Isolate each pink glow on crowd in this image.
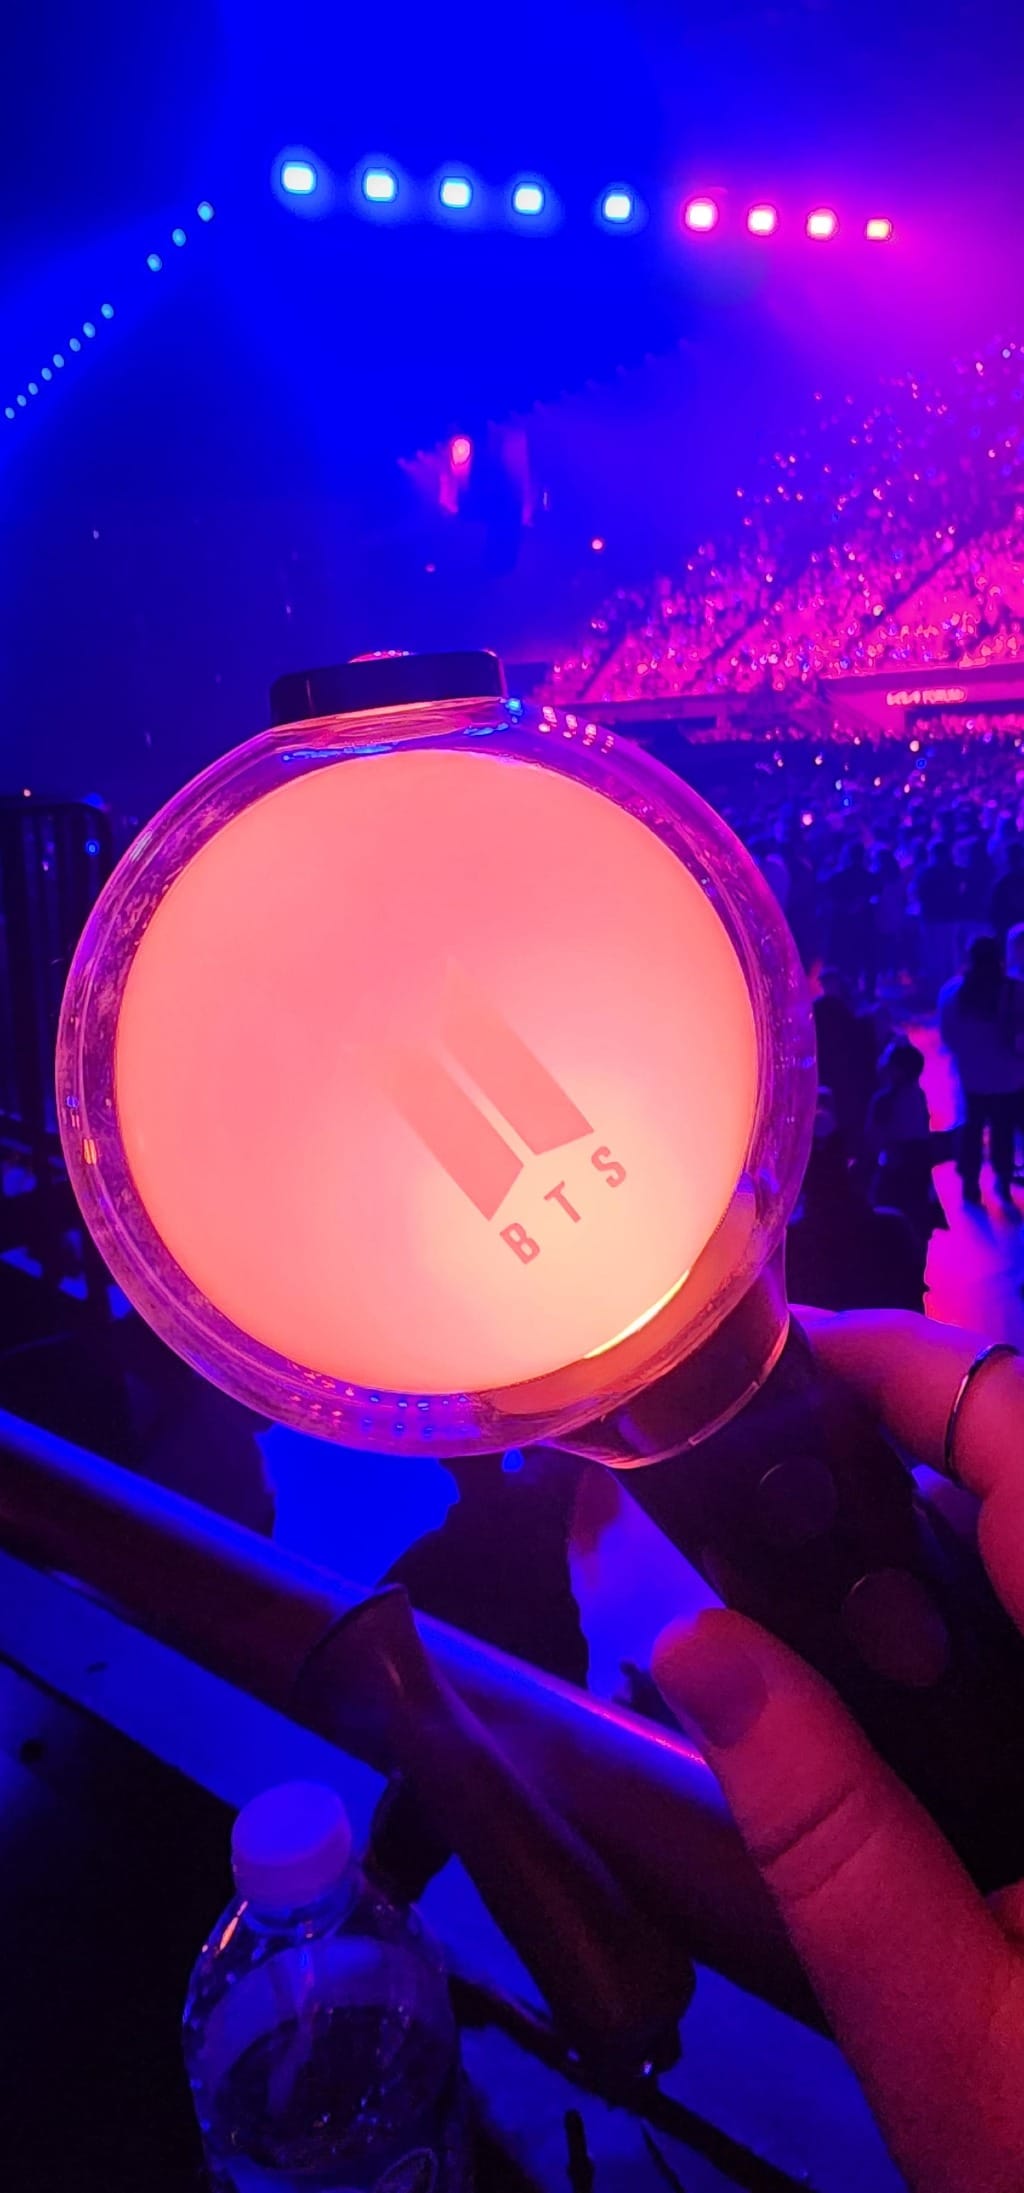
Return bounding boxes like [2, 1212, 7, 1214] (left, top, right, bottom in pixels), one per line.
[544, 339, 1024, 711]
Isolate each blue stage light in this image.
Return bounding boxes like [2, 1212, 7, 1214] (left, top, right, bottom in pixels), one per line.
[69, 337, 81, 351]
[83, 321, 96, 338]
[601, 188, 634, 223]
[171, 227, 187, 247]
[511, 181, 545, 216]
[41, 367, 52, 380]
[53, 352, 65, 368]
[16, 394, 26, 406]
[4, 407, 14, 420]
[147, 253, 163, 272]
[281, 160, 318, 196]
[196, 201, 215, 221]
[363, 167, 398, 205]
[440, 176, 473, 210]
[28, 382, 38, 396]
[100, 303, 114, 319]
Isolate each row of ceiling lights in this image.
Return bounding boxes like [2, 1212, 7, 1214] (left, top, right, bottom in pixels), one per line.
[277, 157, 893, 240]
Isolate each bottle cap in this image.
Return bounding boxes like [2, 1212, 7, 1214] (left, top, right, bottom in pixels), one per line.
[232, 1781, 353, 1911]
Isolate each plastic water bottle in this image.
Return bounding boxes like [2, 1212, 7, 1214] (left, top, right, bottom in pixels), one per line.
[184, 1781, 473, 2192]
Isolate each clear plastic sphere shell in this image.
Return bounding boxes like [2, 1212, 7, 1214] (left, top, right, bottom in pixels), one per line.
[57, 695, 816, 1462]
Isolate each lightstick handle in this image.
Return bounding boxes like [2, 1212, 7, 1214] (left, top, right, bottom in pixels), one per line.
[623, 1319, 1024, 1891]
[295, 1583, 693, 2064]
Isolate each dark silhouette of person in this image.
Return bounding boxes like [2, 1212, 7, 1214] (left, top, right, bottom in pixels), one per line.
[918, 841, 962, 996]
[824, 842, 874, 992]
[870, 844, 905, 987]
[813, 971, 876, 1156]
[864, 1039, 947, 1255]
[939, 933, 1024, 1206]
[786, 1092, 926, 1314]
[958, 832, 994, 929]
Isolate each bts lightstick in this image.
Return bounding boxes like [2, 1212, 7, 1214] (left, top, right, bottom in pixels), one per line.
[58, 650, 1024, 1886]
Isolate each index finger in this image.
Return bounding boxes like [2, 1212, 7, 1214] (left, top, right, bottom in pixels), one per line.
[801, 1309, 1024, 1631]
[652, 1609, 1024, 2193]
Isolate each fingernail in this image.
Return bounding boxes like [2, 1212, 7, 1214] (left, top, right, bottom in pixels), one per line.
[653, 1621, 770, 1749]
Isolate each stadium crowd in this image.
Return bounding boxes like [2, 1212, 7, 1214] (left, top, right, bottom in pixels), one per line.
[547, 338, 1024, 704]
[680, 725, 1024, 1314]
[537, 338, 1024, 1312]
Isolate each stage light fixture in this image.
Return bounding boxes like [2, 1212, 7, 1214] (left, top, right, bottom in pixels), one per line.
[41, 367, 52, 380]
[197, 202, 215, 221]
[747, 204, 778, 235]
[101, 303, 114, 319]
[362, 167, 398, 205]
[281, 160, 318, 196]
[683, 197, 718, 232]
[53, 353, 65, 368]
[28, 382, 38, 396]
[865, 216, 893, 240]
[83, 321, 96, 338]
[806, 208, 838, 238]
[449, 435, 473, 467]
[69, 337, 81, 352]
[601, 189, 634, 224]
[147, 253, 163, 272]
[4, 407, 13, 420]
[512, 181, 545, 216]
[171, 228, 187, 247]
[16, 394, 26, 406]
[439, 176, 473, 209]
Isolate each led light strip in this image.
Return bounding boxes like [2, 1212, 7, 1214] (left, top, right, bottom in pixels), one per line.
[275, 153, 895, 245]
[4, 201, 216, 426]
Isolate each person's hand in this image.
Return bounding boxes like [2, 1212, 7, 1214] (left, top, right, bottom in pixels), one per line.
[652, 1310, 1024, 2193]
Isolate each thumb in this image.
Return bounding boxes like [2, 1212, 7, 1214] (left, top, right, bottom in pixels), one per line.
[653, 1609, 1024, 2193]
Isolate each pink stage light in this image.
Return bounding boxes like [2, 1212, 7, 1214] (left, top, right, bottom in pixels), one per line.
[806, 208, 838, 239]
[449, 435, 473, 468]
[683, 197, 718, 232]
[865, 216, 893, 241]
[747, 204, 778, 236]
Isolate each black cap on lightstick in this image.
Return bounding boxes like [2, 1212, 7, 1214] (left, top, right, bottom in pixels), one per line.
[270, 650, 506, 726]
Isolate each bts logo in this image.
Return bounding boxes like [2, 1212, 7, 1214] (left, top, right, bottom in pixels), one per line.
[360, 963, 626, 1261]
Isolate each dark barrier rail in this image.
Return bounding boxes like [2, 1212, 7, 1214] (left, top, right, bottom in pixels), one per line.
[0, 1403, 814, 2030]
